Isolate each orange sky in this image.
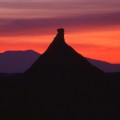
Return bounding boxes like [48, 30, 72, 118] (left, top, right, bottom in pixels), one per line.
[0, 0, 120, 63]
[0, 26, 120, 63]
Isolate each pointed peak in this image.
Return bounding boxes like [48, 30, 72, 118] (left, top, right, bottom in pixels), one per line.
[55, 28, 65, 43]
[57, 28, 64, 34]
[44, 28, 66, 54]
[52, 28, 66, 44]
[56, 28, 65, 42]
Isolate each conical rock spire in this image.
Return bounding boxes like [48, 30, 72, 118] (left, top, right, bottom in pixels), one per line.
[44, 28, 66, 54]
[54, 28, 65, 43]
[25, 28, 103, 75]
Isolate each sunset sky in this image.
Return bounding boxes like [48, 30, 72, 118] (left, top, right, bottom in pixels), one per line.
[0, 0, 120, 63]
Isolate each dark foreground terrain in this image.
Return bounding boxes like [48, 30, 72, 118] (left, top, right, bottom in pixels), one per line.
[0, 28, 120, 120]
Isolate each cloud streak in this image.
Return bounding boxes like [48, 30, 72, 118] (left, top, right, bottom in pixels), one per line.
[0, 0, 120, 9]
[0, 12, 120, 36]
[0, 0, 120, 19]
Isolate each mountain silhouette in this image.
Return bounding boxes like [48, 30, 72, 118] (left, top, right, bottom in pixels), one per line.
[0, 50, 39, 73]
[0, 28, 120, 120]
[87, 58, 120, 72]
[25, 28, 103, 76]
[21, 28, 106, 120]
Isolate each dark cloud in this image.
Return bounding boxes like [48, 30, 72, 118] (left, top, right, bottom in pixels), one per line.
[0, 12, 120, 36]
[0, 1, 102, 10]
[0, 2, 83, 9]
[0, 1, 120, 10]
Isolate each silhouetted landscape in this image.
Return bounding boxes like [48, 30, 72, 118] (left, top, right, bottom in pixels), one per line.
[0, 28, 120, 120]
[0, 50, 120, 73]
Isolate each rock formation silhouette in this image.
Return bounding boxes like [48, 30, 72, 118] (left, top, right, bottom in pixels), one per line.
[25, 28, 103, 76]
[23, 28, 105, 120]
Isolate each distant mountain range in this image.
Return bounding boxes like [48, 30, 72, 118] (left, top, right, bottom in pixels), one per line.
[0, 50, 39, 73]
[87, 57, 120, 73]
[0, 50, 120, 73]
